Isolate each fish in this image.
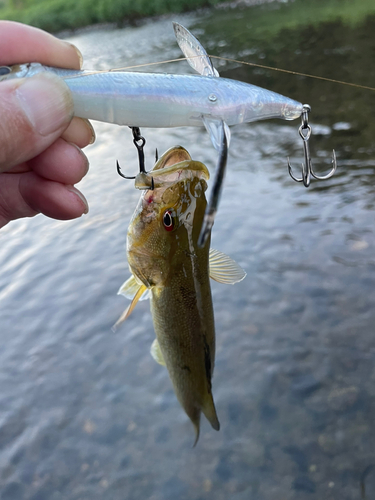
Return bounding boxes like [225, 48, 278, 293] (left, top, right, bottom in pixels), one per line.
[0, 23, 303, 154]
[114, 146, 246, 445]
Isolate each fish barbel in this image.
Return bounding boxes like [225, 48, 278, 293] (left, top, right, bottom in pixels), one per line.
[115, 146, 246, 444]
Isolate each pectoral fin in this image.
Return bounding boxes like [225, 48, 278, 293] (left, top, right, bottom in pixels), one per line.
[209, 248, 247, 284]
[150, 338, 166, 366]
[117, 274, 150, 300]
[112, 278, 148, 331]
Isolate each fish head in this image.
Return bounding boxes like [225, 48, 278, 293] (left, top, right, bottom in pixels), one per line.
[127, 146, 210, 287]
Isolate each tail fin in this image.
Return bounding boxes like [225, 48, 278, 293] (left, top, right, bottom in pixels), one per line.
[186, 394, 220, 446]
[192, 419, 200, 448]
[186, 408, 201, 447]
[202, 392, 220, 431]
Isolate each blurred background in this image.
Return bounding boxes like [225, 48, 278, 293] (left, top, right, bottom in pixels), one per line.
[1, 0, 375, 499]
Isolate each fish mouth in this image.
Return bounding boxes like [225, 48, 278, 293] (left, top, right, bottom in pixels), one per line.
[150, 146, 210, 184]
[153, 145, 192, 170]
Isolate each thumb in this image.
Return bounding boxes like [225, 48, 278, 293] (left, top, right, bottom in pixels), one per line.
[0, 72, 74, 172]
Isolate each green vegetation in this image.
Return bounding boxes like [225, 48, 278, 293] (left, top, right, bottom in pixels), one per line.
[0, 0, 222, 32]
[1, 0, 374, 35]
[199, 0, 375, 44]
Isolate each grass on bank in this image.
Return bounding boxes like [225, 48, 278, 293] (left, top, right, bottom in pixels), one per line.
[1, 0, 375, 35]
[0, 0, 222, 33]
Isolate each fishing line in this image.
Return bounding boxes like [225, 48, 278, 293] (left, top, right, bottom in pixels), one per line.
[63, 57, 186, 79]
[67, 55, 375, 92]
[110, 55, 375, 92]
[209, 55, 375, 92]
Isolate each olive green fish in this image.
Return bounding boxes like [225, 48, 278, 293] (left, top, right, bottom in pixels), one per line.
[115, 146, 246, 445]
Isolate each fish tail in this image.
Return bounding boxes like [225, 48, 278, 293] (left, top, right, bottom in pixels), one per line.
[189, 394, 219, 446]
[202, 392, 220, 432]
[187, 407, 201, 447]
[192, 419, 200, 448]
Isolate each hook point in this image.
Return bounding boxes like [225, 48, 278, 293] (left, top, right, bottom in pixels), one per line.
[117, 159, 136, 180]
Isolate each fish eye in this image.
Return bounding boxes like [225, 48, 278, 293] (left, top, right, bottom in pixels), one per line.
[0, 66, 11, 76]
[162, 210, 175, 232]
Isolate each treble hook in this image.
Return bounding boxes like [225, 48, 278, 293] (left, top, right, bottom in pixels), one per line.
[116, 127, 154, 190]
[288, 104, 337, 187]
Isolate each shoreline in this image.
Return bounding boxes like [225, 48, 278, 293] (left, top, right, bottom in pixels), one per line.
[0, 0, 283, 35]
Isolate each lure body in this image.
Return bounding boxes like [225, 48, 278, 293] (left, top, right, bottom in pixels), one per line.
[1, 63, 303, 128]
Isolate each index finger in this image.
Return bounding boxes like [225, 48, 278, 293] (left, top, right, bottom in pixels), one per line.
[0, 21, 82, 69]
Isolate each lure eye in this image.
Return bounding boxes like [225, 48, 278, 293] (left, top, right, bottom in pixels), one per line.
[162, 210, 175, 231]
[0, 66, 11, 76]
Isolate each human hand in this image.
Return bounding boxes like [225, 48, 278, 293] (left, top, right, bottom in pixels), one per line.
[0, 21, 95, 229]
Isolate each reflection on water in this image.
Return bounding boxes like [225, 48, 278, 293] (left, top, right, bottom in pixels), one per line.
[1, 2, 375, 499]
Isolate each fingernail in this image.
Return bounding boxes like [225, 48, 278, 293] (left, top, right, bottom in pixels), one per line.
[67, 43, 83, 69]
[83, 118, 96, 144]
[15, 73, 73, 137]
[67, 186, 89, 214]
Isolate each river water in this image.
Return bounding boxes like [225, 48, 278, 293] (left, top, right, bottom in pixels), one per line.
[1, 2, 375, 499]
